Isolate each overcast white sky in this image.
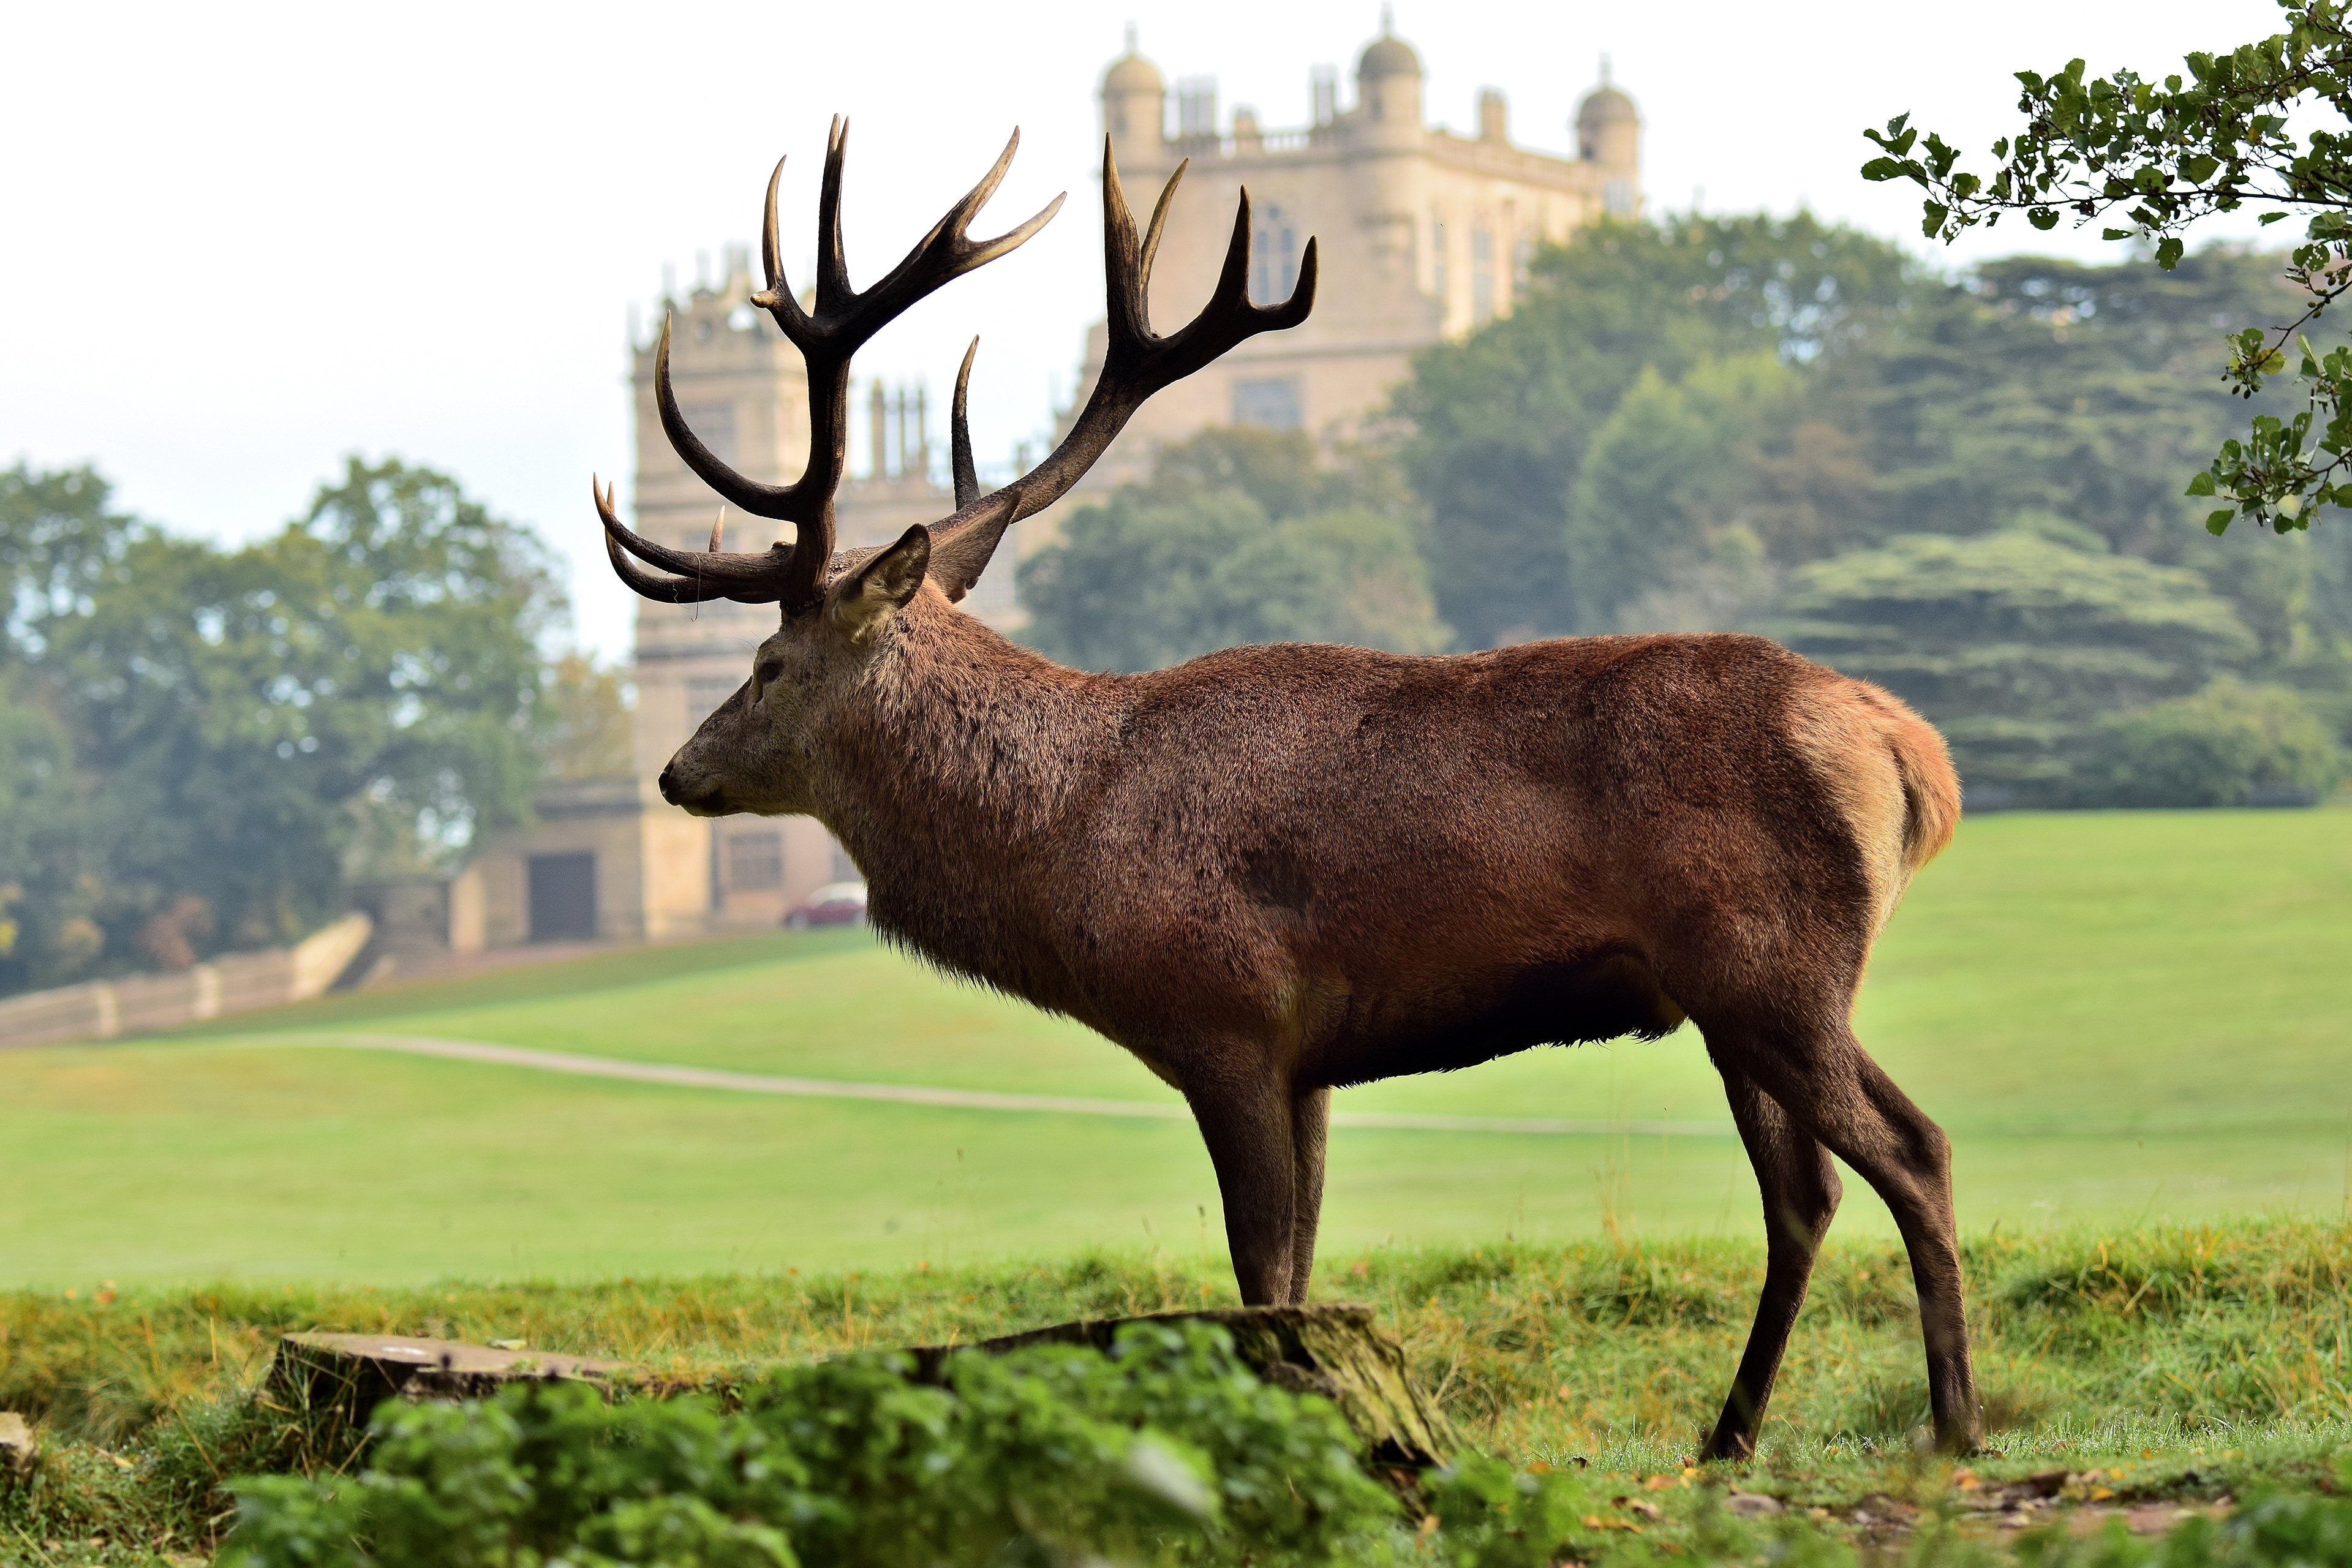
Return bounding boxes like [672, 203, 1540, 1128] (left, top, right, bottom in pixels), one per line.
[1, 0, 2280, 660]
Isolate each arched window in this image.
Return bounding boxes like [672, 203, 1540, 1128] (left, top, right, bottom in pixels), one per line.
[1251, 206, 1297, 303]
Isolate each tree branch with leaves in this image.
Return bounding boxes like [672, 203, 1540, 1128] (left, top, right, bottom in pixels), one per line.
[1861, 0, 2352, 533]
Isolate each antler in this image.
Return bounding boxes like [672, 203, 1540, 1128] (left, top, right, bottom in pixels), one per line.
[600, 119, 1063, 610]
[601, 128, 1316, 611]
[928, 141, 1316, 601]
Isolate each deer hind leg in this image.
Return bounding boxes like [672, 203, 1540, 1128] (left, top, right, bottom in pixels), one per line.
[1727, 1019, 1983, 1455]
[1698, 1064, 1842, 1463]
[1287, 1084, 1331, 1305]
[1186, 1073, 1298, 1306]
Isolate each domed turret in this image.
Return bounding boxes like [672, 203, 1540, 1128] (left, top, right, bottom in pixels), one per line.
[1575, 63, 1639, 175]
[1355, 13, 1423, 127]
[1357, 33, 1420, 81]
[1101, 29, 1167, 162]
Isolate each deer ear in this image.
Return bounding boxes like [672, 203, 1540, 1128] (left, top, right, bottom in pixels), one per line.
[828, 524, 931, 641]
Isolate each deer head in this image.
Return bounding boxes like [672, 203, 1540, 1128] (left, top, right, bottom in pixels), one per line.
[597, 119, 1315, 817]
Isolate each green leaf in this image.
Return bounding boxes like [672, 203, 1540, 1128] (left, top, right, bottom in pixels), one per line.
[2207, 510, 2236, 535]
[2185, 472, 2218, 496]
[2102, 228, 2135, 241]
[1861, 157, 1910, 183]
[2029, 206, 2060, 230]
[2180, 154, 2221, 184]
[1923, 201, 1950, 238]
[2155, 236, 2185, 270]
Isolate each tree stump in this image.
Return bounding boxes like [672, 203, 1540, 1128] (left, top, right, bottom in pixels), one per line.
[267, 1304, 1455, 1473]
[269, 1333, 644, 1463]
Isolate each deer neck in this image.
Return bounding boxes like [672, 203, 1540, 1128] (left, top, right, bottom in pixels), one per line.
[806, 596, 1119, 990]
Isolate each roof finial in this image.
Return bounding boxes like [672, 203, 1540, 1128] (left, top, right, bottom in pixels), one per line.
[1381, 4, 1394, 36]
[1125, 20, 1137, 53]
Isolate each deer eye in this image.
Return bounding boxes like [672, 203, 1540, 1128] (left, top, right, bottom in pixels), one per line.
[748, 658, 781, 706]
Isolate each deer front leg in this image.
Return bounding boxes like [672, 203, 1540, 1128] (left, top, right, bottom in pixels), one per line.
[1288, 1084, 1331, 1305]
[1187, 1076, 1297, 1306]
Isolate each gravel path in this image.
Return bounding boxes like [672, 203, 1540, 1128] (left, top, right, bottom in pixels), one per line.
[264, 1031, 1735, 1138]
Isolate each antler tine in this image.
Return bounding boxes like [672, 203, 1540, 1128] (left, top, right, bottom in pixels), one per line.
[815, 117, 853, 314]
[950, 337, 980, 509]
[1138, 157, 1185, 290]
[593, 477, 787, 600]
[759, 158, 784, 291]
[750, 158, 814, 336]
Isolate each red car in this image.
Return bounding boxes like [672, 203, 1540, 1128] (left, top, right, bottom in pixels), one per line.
[782, 881, 867, 930]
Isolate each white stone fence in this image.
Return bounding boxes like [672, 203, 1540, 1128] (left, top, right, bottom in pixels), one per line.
[0, 913, 373, 1050]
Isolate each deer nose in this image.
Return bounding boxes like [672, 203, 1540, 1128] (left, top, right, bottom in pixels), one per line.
[657, 763, 681, 805]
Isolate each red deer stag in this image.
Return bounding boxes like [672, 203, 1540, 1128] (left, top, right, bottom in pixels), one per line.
[594, 121, 1981, 1460]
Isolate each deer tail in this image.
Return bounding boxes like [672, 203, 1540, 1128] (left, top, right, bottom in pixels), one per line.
[1882, 701, 1960, 874]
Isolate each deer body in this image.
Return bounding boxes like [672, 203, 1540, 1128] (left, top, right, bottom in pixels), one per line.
[600, 124, 1984, 1460]
[775, 605, 1921, 1085]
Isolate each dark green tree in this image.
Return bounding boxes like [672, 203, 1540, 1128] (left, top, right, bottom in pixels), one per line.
[1770, 524, 2258, 802]
[2078, 677, 2343, 805]
[1861, 0, 2352, 535]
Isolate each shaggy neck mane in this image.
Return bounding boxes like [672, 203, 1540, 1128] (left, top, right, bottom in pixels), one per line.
[809, 594, 1121, 1006]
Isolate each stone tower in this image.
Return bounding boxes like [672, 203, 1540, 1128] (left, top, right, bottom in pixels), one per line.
[1070, 23, 1642, 482]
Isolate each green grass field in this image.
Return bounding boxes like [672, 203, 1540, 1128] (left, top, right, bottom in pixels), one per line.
[7, 1224, 2351, 1565]
[4, 810, 2350, 1290]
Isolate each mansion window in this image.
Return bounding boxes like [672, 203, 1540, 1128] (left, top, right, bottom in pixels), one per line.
[678, 403, 739, 466]
[1471, 226, 1496, 323]
[1232, 376, 1303, 430]
[726, 829, 783, 891]
[1251, 206, 1298, 303]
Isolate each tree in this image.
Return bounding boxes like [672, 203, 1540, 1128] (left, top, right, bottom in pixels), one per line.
[1770, 524, 2258, 803]
[1017, 430, 1449, 671]
[2078, 677, 2343, 806]
[540, 653, 637, 782]
[0, 457, 562, 987]
[1823, 249, 2305, 559]
[0, 674, 100, 993]
[1861, 0, 2352, 535]
[1393, 214, 1924, 646]
[1563, 354, 1802, 633]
